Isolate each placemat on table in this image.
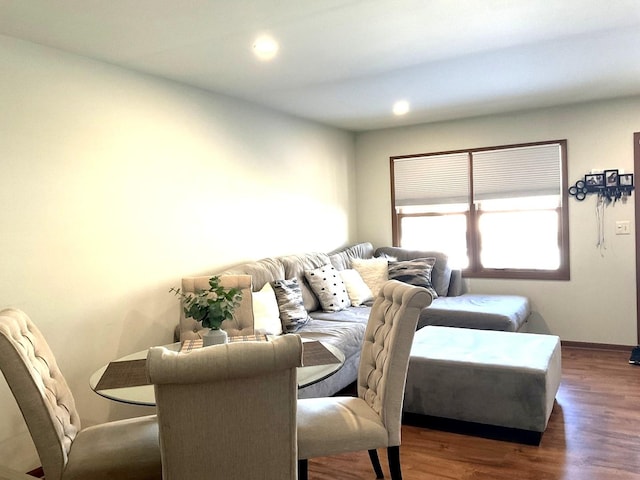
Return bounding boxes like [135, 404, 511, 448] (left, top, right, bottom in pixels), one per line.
[302, 341, 341, 366]
[180, 334, 268, 353]
[180, 338, 204, 352]
[94, 359, 150, 390]
[229, 333, 268, 343]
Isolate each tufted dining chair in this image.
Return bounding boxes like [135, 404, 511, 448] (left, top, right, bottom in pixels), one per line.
[178, 274, 254, 341]
[297, 280, 433, 480]
[0, 466, 36, 480]
[0, 308, 161, 480]
[147, 333, 303, 480]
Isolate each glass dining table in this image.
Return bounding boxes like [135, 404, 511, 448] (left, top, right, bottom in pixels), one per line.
[89, 338, 345, 406]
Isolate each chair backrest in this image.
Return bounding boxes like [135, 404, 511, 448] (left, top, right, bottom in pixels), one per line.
[180, 274, 254, 339]
[357, 280, 433, 446]
[0, 308, 81, 480]
[147, 334, 303, 480]
[0, 466, 39, 480]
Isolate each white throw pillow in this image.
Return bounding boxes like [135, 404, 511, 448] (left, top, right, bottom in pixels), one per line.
[339, 269, 373, 307]
[351, 257, 389, 297]
[251, 283, 283, 335]
[305, 264, 351, 312]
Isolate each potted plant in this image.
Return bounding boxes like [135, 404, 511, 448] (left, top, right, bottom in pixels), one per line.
[170, 276, 243, 346]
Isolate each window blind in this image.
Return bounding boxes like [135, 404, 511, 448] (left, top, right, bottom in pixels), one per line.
[472, 143, 562, 201]
[393, 152, 469, 206]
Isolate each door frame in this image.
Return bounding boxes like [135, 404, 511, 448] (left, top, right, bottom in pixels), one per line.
[634, 132, 640, 343]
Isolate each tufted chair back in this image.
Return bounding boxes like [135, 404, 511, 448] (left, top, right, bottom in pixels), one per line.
[357, 280, 433, 446]
[0, 308, 80, 480]
[179, 274, 254, 340]
[148, 334, 303, 480]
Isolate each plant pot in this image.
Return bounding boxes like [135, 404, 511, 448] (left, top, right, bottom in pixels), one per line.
[203, 328, 228, 346]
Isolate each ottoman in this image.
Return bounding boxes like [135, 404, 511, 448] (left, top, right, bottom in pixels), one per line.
[404, 326, 561, 434]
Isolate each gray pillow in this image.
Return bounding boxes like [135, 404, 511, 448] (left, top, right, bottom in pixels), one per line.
[304, 264, 351, 312]
[388, 258, 438, 299]
[375, 247, 451, 297]
[270, 278, 310, 333]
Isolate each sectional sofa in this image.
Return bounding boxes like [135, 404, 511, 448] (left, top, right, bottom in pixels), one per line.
[177, 242, 531, 399]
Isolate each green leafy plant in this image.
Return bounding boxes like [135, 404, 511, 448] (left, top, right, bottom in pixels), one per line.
[170, 276, 243, 330]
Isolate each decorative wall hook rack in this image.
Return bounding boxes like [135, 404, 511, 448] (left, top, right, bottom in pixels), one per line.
[569, 169, 634, 202]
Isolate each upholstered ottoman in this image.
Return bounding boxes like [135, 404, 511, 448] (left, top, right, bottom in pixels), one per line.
[404, 326, 561, 435]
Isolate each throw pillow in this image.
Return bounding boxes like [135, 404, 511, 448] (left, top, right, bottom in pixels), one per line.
[270, 278, 310, 333]
[351, 257, 389, 297]
[339, 269, 373, 307]
[251, 283, 283, 335]
[304, 264, 351, 312]
[387, 257, 438, 299]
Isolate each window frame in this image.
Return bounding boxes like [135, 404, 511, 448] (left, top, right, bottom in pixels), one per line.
[390, 140, 570, 281]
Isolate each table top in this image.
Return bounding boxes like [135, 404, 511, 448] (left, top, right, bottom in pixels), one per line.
[89, 339, 345, 406]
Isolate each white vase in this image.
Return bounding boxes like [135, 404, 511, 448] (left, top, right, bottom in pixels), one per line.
[203, 328, 228, 346]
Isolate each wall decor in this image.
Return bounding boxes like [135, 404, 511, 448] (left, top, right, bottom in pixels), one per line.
[569, 170, 634, 202]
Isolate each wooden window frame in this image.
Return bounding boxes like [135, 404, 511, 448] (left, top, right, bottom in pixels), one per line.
[391, 140, 570, 281]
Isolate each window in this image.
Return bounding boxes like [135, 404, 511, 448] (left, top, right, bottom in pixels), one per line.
[391, 140, 569, 280]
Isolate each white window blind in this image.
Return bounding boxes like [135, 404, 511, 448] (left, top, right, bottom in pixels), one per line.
[473, 143, 562, 202]
[393, 152, 469, 206]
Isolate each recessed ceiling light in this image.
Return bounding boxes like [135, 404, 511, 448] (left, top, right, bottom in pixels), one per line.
[253, 35, 279, 61]
[393, 100, 410, 116]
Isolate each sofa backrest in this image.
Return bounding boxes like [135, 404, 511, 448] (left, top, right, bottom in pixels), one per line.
[327, 242, 375, 270]
[219, 257, 285, 290]
[277, 252, 332, 312]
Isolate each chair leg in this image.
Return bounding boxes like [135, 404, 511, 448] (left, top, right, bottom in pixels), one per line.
[298, 459, 308, 480]
[368, 449, 385, 479]
[388, 446, 402, 480]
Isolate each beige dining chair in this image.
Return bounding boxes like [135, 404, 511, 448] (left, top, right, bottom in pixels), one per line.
[297, 280, 433, 480]
[147, 334, 303, 480]
[0, 308, 161, 480]
[0, 466, 37, 480]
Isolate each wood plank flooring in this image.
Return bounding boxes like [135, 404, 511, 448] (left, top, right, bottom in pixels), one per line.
[309, 346, 640, 480]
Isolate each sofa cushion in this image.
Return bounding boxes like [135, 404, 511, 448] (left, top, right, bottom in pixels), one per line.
[297, 317, 367, 399]
[278, 253, 332, 312]
[309, 306, 372, 325]
[388, 258, 438, 299]
[375, 247, 451, 297]
[351, 257, 389, 297]
[419, 294, 530, 332]
[305, 265, 351, 312]
[271, 278, 311, 333]
[339, 269, 373, 307]
[297, 318, 367, 362]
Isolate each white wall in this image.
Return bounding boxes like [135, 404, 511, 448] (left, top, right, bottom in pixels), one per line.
[0, 35, 356, 470]
[355, 97, 639, 345]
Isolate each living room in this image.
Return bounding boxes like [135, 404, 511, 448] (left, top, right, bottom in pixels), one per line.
[1, 2, 639, 476]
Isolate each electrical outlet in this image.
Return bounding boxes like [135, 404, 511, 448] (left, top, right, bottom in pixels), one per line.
[615, 221, 631, 235]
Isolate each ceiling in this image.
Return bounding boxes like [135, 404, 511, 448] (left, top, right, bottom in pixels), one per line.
[1, 0, 640, 131]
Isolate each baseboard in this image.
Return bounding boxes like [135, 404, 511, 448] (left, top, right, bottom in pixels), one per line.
[560, 340, 635, 351]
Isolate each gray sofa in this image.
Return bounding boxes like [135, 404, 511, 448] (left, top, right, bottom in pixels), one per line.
[177, 242, 531, 399]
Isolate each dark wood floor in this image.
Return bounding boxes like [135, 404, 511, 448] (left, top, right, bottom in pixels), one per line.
[309, 346, 640, 480]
